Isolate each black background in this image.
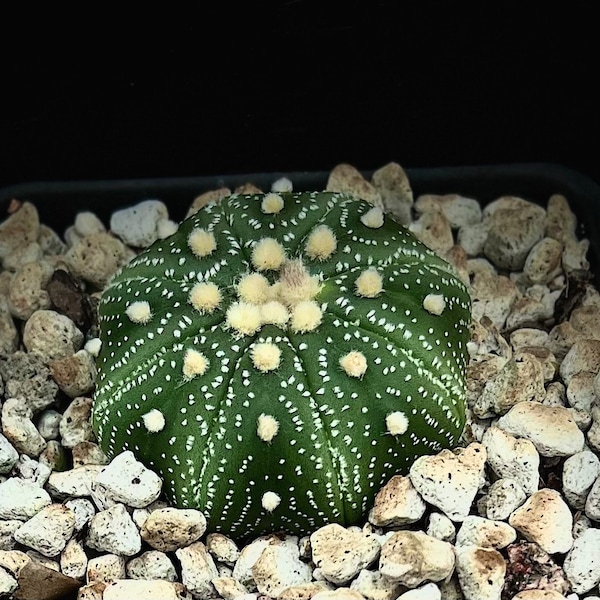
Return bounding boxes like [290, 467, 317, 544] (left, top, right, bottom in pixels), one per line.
[1, 4, 598, 191]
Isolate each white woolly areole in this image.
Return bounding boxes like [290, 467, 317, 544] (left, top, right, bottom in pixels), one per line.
[339, 350, 368, 378]
[251, 237, 286, 271]
[423, 293, 446, 316]
[360, 206, 385, 228]
[290, 300, 322, 333]
[261, 192, 285, 214]
[355, 267, 384, 298]
[142, 409, 166, 433]
[188, 227, 217, 258]
[189, 282, 221, 313]
[226, 301, 262, 336]
[257, 413, 280, 443]
[251, 342, 281, 372]
[126, 300, 153, 324]
[305, 224, 337, 261]
[271, 177, 293, 192]
[386, 411, 409, 436]
[182, 348, 210, 380]
[260, 301, 290, 327]
[261, 491, 281, 512]
[84, 337, 102, 357]
[237, 272, 271, 304]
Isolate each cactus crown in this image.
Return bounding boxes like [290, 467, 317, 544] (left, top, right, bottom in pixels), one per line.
[92, 191, 471, 540]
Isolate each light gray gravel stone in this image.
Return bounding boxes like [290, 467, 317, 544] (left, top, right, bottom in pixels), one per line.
[368, 474, 426, 527]
[408, 210, 454, 255]
[310, 524, 380, 585]
[560, 339, 600, 385]
[36, 409, 62, 440]
[175, 541, 219, 599]
[396, 583, 441, 599]
[74, 211, 106, 237]
[86, 553, 126, 584]
[1, 397, 47, 457]
[454, 545, 506, 600]
[252, 543, 312, 597]
[562, 527, 600, 594]
[140, 507, 206, 552]
[49, 349, 97, 397]
[455, 515, 516, 549]
[0, 521, 22, 551]
[110, 199, 169, 247]
[59, 396, 94, 448]
[13, 454, 51, 487]
[585, 476, 600, 521]
[409, 443, 486, 522]
[371, 162, 413, 226]
[350, 568, 405, 600]
[0, 433, 19, 474]
[562, 450, 600, 510]
[379, 530, 454, 587]
[126, 550, 177, 582]
[509, 488, 574, 554]
[94, 450, 162, 508]
[425, 512, 456, 542]
[496, 401, 585, 457]
[0, 565, 17, 597]
[485, 478, 527, 520]
[206, 532, 240, 567]
[0, 296, 18, 359]
[86, 503, 142, 556]
[0, 201, 39, 259]
[14, 504, 75, 557]
[523, 237, 563, 284]
[60, 538, 87, 580]
[103, 580, 192, 600]
[7, 260, 54, 320]
[0, 477, 51, 520]
[64, 498, 96, 531]
[46, 465, 103, 500]
[415, 193, 482, 228]
[22, 309, 84, 362]
[212, 576, 249, 599]
[231, 534, 281, 590]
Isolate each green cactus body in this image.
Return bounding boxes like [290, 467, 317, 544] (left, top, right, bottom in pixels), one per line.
[92, 191, 471, 540]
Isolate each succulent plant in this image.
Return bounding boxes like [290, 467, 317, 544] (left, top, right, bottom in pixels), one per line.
[92, 190, 471, 540]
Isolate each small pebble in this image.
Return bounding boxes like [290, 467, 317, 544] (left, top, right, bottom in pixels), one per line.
[140, 507, 206, 552]
[126, 550, 177, 582]
[13, 504, 75, 557]
[86, 503, 142, 556]
[110, 199, 169, 247]
[22, 309, 84, 362]
[455, 545, 506, 600]
[175, 542, 219, 599]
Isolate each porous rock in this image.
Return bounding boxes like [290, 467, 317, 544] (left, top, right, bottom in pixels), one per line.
[141, 507, 207, 552]
[454, 545, 506, 600]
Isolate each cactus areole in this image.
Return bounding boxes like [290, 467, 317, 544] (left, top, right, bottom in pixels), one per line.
[92, 191, 471, 540]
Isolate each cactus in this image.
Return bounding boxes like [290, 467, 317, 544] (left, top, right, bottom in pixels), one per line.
[92, 191, 471, 540]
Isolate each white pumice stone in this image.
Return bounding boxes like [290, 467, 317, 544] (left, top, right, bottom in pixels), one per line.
[102, 579, 189, 600]
[46, 465, 103, 500]
[36, 409, 63, 440]
[140, 507, 207, 552]
[349, 568, 405, 600]
[13, 455, 51, 487]
[252, 543, 313, 597]
[110, 199, 169, 248]
[0, 433, 19, 474]
[310, 524, 380, 586]
[86, 503, 142, 556]
[0, 521, 22, 551]
[379, 530, 454, 587]
[126, 550, 177, 582]
[415, 193, 482, 228]
[562, 527, 600, 595]
[86, 553, 127, 584]
[562, 450, 600, 510]
[496, 401, 585, 457]
[7, 260, 53, 321]
[0, 477, 51, 520]
[509, 489, 574, 554]
[271, 176, 293, 193]
[175, 542, 219, 599]
[455, 515, 517, 549]
[59, 396, 94, 449]
[426, 512, 456, 543]
[396, 582, 442, 600]
[409, 443, 486, 522]
[481, 426, 540, 496]
[64, 498, 96, 531]
[408, 210, 454, 255]
[559, 339, 600, 385]
[1, 397, 47, 457]
[0, 566, 17, 598]
[212, 576, 250, 599]
[368, 475, 427, 527]
[49, 349, 97, 398]
[454, 545, 506, 600]
[232, 535, 282, 590]
[94, 450, 162, 508]
[485, 478, 527, 520]
[22, 309, 84, 362]
[60, 538, 88, 580]
[74, 211, 106, 237]
[511, 591, 571, 600]
[585, 476, 600, 521]
[14, 504, 76, 557]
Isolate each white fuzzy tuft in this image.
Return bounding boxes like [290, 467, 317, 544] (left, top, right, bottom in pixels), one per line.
[188, 227, 216, 258]
[290, 300, 322, 333]
[84, 337, 102, 357]
[261, 491, 281, 512]
[355, 268, 384, 298]
[226, 302, 262, 336]
[360, 206, 384, 228]
[259, 301, 290, 327]
[189, 282, 221, 313]
[423, 293, 446, 316]
[261, 192, 285, 214]
[126, 300, 153, 324]
[182, 348, 210, 380]
[271, 177, 293, 192]
[237, 272, 271, 304]
[339, 351, 368, 378]
[386, 411, 409, 436]
[251, 237, 286, 271]
[305, 224, 337, 261]
[257, 413, 280, 443]
[251, 342, 281, 372]
[142, 409, 166, 433]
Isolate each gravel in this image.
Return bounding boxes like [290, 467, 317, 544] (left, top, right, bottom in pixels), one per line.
[1, 162, 600, 599]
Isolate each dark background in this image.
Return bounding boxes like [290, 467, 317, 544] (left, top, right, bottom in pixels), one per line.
[1, 4, 598, 191]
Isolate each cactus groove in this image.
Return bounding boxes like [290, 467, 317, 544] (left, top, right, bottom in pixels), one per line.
[92, 191, 471, 540]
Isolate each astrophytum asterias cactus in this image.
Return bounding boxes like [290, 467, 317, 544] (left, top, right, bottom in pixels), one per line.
[92, 191, 471, 540]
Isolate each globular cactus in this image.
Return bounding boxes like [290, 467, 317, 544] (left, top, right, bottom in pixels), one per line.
[92, 191, 471, 540]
